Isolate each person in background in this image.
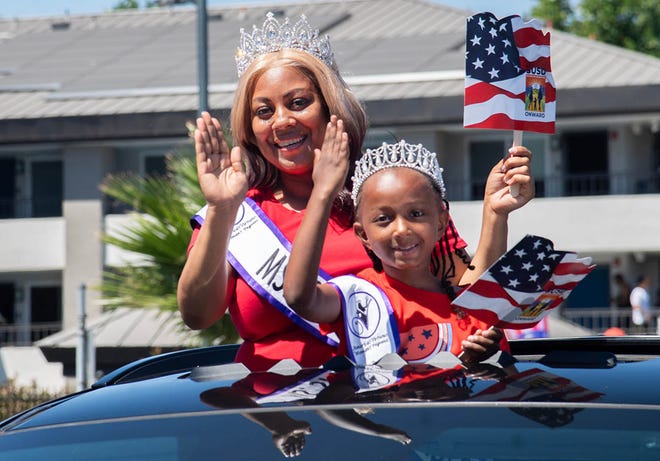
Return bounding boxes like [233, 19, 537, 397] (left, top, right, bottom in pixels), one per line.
[611, 273, 632, 330]
[283, 137, 533, 364]
[630, 275, 652, 333]
[177, 12, 535, 371]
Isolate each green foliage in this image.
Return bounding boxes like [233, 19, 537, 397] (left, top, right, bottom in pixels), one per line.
[113, 0, 139, 9]
[530, 0, 575, 30]
[100, 151, 239, 345]
[532, 0, 660, 57]
[0, 381, 61, 421]
[113, 0, 162, 10]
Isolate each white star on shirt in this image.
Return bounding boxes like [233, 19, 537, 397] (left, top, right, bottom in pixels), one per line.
[499, 23, 508, 32]
[500, 53, 509, 64]
[478, 17, 486, 29]
[515, 249, 527, 258]
[500, 265, 513, 275]
[508, 279, 520, 288]
[488, 68, 500, 79]
[486, 44, 496, 55]
[537, 252, 546, 260]
[470, 34, 481, 46]
[522, 262, 533, 271]
[489, 27, 498, 38]
[502, 38, 511, 48]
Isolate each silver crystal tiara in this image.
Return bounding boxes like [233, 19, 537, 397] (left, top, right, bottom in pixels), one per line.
[235, 12, 335, 77]
[351, 140, 446, 205]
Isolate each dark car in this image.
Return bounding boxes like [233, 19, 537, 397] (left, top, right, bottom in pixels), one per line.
[1, 336, 660, 460]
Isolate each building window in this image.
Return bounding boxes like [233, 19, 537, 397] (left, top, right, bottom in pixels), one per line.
[562, 131, 608, 196]
[0, 154, 62, 219]
[29, 285, 62, 342]
[143, 155, 168, 178]
[469, 140, 505, 200]
[0, 158, 16, 219]
[31, 160, 63, 217]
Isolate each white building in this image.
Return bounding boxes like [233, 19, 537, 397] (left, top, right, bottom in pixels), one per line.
[0, 0, 658, 366]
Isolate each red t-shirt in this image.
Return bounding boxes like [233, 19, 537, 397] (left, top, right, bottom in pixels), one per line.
[350, 269, 510, 361]
[187, 188, 467, 371]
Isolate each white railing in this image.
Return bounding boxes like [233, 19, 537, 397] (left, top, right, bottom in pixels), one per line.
[561, 307, 660, 335]
[0, 322, 62, 346]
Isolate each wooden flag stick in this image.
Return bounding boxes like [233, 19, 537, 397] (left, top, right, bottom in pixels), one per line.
[509, 130, 523, 197]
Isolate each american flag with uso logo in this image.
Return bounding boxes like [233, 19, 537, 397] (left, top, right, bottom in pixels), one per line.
[464, 12, 556, 134]
[451, 235, 595, 329]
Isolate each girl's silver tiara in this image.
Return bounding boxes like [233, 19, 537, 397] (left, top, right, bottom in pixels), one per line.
[351, 140, 446, 205]
[235, 12, 335, 77]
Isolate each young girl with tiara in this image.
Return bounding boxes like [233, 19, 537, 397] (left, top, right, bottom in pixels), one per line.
[283, 118, 532, 364]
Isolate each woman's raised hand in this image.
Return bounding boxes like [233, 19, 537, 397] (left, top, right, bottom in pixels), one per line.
[195, 111, 248, 209]
[312, 115, 350, 198]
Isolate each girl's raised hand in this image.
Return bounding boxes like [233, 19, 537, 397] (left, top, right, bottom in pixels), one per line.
[484, 145, 535, 216]
[195, 111, 248, 209]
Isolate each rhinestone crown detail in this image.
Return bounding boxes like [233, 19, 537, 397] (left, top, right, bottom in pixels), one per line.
[351, 140, 446, 205]
[235, 12, 335, 77]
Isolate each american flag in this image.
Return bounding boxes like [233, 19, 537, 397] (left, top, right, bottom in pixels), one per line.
[451, 235, 595, 329]
[464, 12, 556, 134]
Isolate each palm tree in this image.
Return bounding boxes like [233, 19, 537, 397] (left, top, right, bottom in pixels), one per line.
[99, 148, 238, 345]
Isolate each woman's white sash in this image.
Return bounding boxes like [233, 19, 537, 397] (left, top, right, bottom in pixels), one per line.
[329, 275, 399, 365]
[192, 198, 339, 347]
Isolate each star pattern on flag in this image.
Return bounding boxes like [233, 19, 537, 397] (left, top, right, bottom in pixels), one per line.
[489, 236, 565, 293]
[466, 13, 523, 83]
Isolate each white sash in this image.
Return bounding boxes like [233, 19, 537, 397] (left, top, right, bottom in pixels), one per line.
[255, 370, 333, 404]
[329, 275, 399, 365]
[254, 365, 402, 404]
[351, 364, 402, 393]
[192, 198, 339, 347]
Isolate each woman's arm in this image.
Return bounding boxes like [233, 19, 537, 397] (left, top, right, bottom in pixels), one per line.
[177, 112, 248, 329]
[283, 116, 348, 323]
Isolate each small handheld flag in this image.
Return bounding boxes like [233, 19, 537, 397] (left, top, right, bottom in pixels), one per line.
[464, 12, 555, 196]
[450, 235, 595, 329]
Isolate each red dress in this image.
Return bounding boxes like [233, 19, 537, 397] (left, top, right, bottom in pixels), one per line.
[188, 188, 467, 371]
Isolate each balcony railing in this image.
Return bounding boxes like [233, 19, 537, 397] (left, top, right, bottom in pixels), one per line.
[0, 197, 62, 219]
[561, 307, 660, 335]
[445, 171, 660, 202]
[0, 322, 62, 346]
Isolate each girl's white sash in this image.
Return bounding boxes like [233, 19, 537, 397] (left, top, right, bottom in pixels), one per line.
[192, 198, 339, 347]
[328, 275, 399, 365]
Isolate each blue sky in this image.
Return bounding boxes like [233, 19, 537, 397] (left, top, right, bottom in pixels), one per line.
[1, 1, 538, 20]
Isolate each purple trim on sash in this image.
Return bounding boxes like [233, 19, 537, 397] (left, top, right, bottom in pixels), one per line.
[242, 197, 333, 279]
[190, 199, 330, 279]
[190, 208, 205, 228]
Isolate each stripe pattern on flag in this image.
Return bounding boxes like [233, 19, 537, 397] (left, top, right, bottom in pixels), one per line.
[464, 12, 556, 133]
[451, 235, 595, 329]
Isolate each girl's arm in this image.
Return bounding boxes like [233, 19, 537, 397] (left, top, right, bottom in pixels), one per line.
[458, 145, 534, 285]
[283, 116, 349, 324]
